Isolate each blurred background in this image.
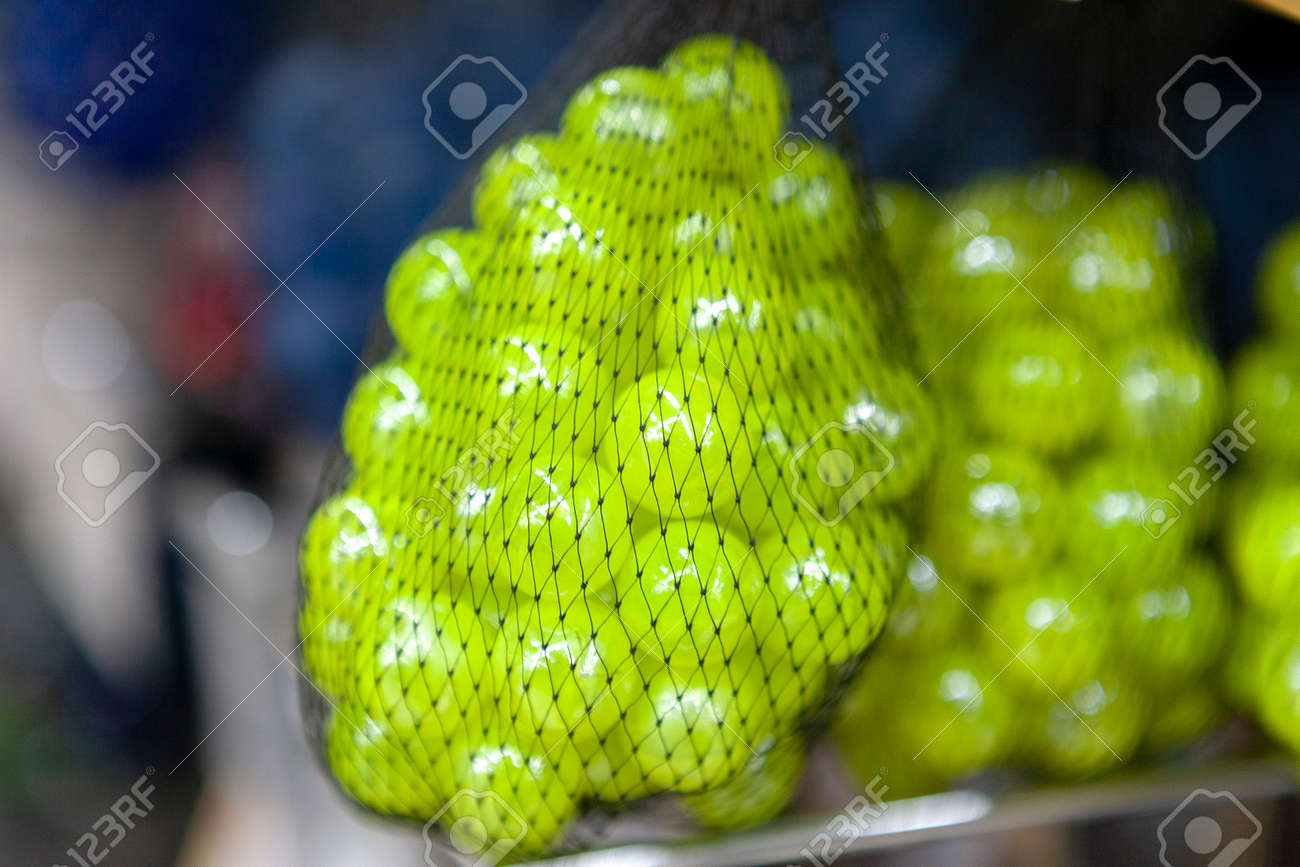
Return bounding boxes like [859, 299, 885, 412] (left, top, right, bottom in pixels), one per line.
[1, 0, 1297, 864]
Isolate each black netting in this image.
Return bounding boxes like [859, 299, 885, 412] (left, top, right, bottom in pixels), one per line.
[297, 0, 927, 860]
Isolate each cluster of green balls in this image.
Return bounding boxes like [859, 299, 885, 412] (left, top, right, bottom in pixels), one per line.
[835, 168, 1232, 793]
[299, 36, 933, 858]
[1221, 219, 1300, 753]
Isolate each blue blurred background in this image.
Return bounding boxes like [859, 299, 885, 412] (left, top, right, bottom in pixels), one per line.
[0, 0, 1295, 863]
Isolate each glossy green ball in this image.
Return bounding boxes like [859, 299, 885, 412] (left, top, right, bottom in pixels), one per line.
[1061, 455, 1195, 584]
[755, 517, 897, 669]
[604, 366, 749, 519]
[1226, 483, 1300, 614]
[1107, 332, 1226, 459]
[1022, 670, 1146, 779]
[386, 229, 489, 354]
[619, 667, 777, 794]
[1228, 339, 1299, 467]
[1256, 221, 1300, 337]
[342, 355, 435, 481]
[1115, 556, 1231, 683]
[613, 521, 767, 673]
[660, 34, 788, 178]
[681, 736, 805, 830]
[924, 445, 1064, 583]
[449, 456, 632, 608]
[440, 729, 584, 859]
[982, 569, 1114, 695]
[966, 319, 1106, 455]
[473, 134, 567, 232]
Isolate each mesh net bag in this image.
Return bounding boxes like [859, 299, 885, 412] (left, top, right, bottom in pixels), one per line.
[831, 0, 1236, 794]
[297, 0, 930, 859]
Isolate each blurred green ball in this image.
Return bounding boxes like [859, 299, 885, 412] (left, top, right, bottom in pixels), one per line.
[966, 318, 1106, 455]
[1021, 670, 1146, 779]
[1107, 332, 1226, 460]
[873, 179, 938, 272]
[1225, 483, 1300, 615]
[472, 135, 567, 231]
[1141, 685, 1226, 755]
[1257, 221, 1300, 337]
[1114, 556, 1231, 683]
[1228, 339, 1299, 468]
[386, 230, 489, 354]
[982, 568, 1114, 695]
[924, 444, 1064, 583]
[1061, 454, 1195, 583]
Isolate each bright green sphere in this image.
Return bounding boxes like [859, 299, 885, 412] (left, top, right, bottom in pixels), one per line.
[324, 708, 451, 821]
[755, 516, 897, 669]
[1226, 483, 1300, 614]
[498, 601, 643, 747]
[613, 521, 768, 673]
[448, 455, 632, 608]
[347, 593, 499, 738]
[1107, 332, 1226, 459]
[440, 729, 584, 859]
[660, 34, 788, 181]
[681, 736, 805, 831]
[385, 229, 489, 355]
[1022, 670, 1147, 779]
[560, 66, 700, 167]
[982, 568, 1115, 695]
[966, 318, 1106, 454]
[473, 134, 567, 232]
[1254, 637, 1300, 754]
[619, 667, 777, 794]
[603, 366, 749, 519]
[924, 445, 1064, 583]
[300, 488, 415, 697]
[1256, 221, 1300, 337]
[1061, 454, 1195, 584]
[872, 179, 938, 272]
[755, 144, 867, 275]
[786, 362, 938, 513]
[341, 355, 435, 481]
[1114, 556, 1231, 684]
[872, 550, 972, 655]
[1228, 339, 1300, 467]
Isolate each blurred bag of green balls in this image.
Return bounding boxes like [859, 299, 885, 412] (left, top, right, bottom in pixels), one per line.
[836, 168, 1238, 794]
